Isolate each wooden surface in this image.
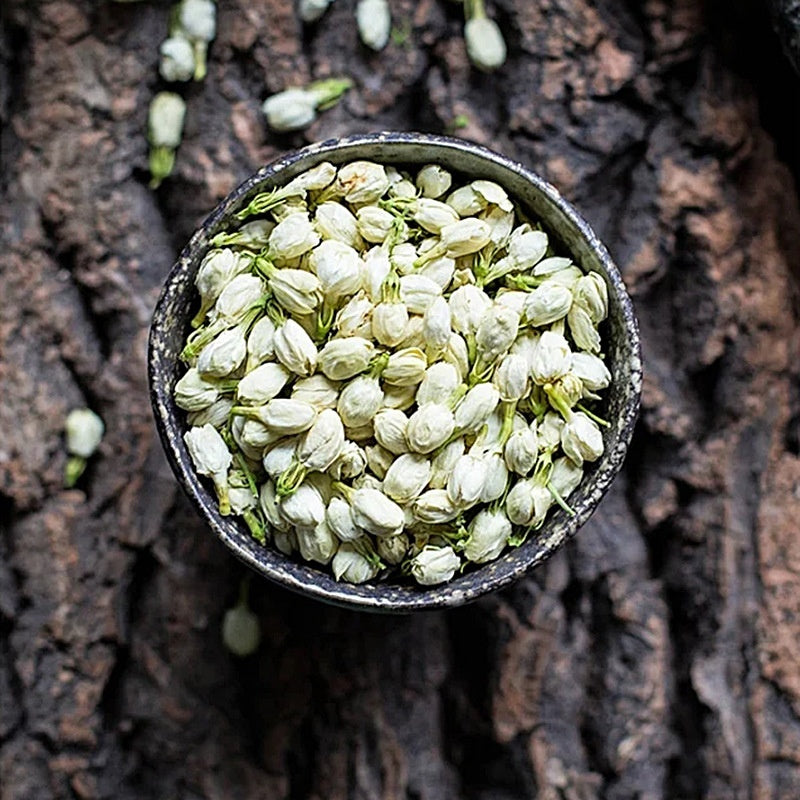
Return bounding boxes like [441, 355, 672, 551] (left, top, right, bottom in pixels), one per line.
[2, 1, 800, 797]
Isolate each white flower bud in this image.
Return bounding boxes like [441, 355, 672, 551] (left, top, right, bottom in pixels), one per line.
[505, 479, 544, 526]
[365, 443, 394, 479]
[383, 453, 432, 503]
[390, 242, 418, 274]
[381, 384, 417, 411]
[356, 205, 396, 243]
[175, 368, 220, 411]
[409, 546, 461, 585]
[337, 375, 384, 428]
[442, 333, 470, 380]
[222, 600, 260, 657]
[416, 362, 460, 407]
[412, 490, 460, 524]
[382, 347, 428, 386]
[483, 206, 516, 247]
[448, 284, 492, 336]
[439, 218, 492, 257]
[297, 408, 345, 472]
[335, 292, 374, 338]
[509, 330, 540, 371]
[177, 0, 216, 41]
[495, 290, 528, 315]
[356, 0, 391, 50]
[395, 315, 425, 349]
[237, 362, 291, 405]
[259, 479, 290, 531]
[465, 509, 511, 563]
[550, 457, 583, 500]
[373, 408, 410, 454]
[212, 274, 265, 324]
[291, 374, 340, 410]
[308, 239, 361, 298]
[298, 0, 334, 22]
[508, 229, 548, 269]
[532, 256, 572, 276]
[422, 295, 452, 352]
[187, 396, 233, 429]
[416, 164, 452, 198]
[531, 331, 572, 385]
[346, 423, 375, 443]
[377, 533, 409, 565]
[446, 185, 484, 217]
[193, 249, 250, 324]
[570, 352, 610, 392]
[184, 423, 232, 512]
[399, 274, 442, 314]
[318, 337, 375, 380]
[314, 201, 362, 248]
[361, 247, 392, 302]
[475, 304, 519, 364]
[504, 427, 538, 475]
[148, 91, 186, 148]
[328, 440, 367, 480]
[268, 268, 322, 316]
[574, 273, 608, 323]
[561, 412, 603, 466]
[159, 36, 195, 82]
[332, 542, 380, 583]
[336, 161, 390, 205]
[454, 383, 500, 433]
[351, 487, 404, 537]
[418, 255, 456, 292]
[65, 408, 104, 458]
[372, 301, 409, 347]
[240, 418, 278, 450]
[228, 485, 257, 516]
[255, 399, 317, 435]
[262, 88, 317, 132]
[326, 496, 363, 542]
[274, 318, 318, 377]
[296, 519, 338, 564]
[269, 212, 320, 261]
[429, 438, 464, 489]
[538, 412, 565, 450]
[284, 162, 337, 194]
[279, 481, 326, 528]
[246, 316, 276, 369]
[524, 283, 573, 326]
[413, 198, 460, 234]
[480, 452, 509, 502]
[567, 305, 602, 354]
[274, 528, 298, 555]
[197, 327, 247, 377]
[214, 219, 275, 249]
[406, 403, 456, 454]
[493, 353, 529, 401]
[447, 453, 488, 508]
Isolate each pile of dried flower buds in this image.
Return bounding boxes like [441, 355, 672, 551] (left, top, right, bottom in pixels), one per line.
[175, 159, 611, 586]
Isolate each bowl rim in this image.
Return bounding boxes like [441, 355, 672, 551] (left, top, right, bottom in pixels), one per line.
[148, 131, 642, 612]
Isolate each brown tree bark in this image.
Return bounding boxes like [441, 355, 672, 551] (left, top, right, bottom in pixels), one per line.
[2, 1, 800, 798]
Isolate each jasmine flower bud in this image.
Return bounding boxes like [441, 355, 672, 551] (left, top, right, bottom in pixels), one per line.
[495, 289, 528, 315]
[439, 218, 492, 257]
[419, 255, 456, 291]
[448, 284, 492, 336]
[296, 519, 338, 564]
[381, 383, 418, 411]
[361, 247, 392, 302]
[222, 589, 260, 657]
[318, 337, 375, 380]
[337, 373, 384, 428]
[212, 219, 275, 249]
[184, 424, 232, 514]
[524, 283, 573, 326]
[475, 304, 520, 364]
[237, 362, 291, 405]
[493, 353, 529, 401]
[192, 248, 250, 327]
[416, 362, 460, 407]
[267, 268, 322, 316]
[197, 327, 247, 378]
[346, 423, 376, 443]
[159, 36, 195, 82]
[570, 352, 611, 392]
[356, 0, 392, 50]
[561, 412, 604, 466]
[483, 206, 516, 247]
[447, 453, 488, 508]
[245, 317, 276, 370]
[148, 91, 186, 187]
[377, 533, 409, 565]
[187, 396, 233, 429]
[414, 198, 460, 234]
[328, 440, 367, 480]
[335, 293, 374, 338]
[406, 404, 456, 454]
[505, 479, 550, 527]
[284, 161, 337, 194]
[416, 164, 452, 199]
[550, 456, 583, 500]
[291, 374, 341, 410]
[464, 17, 507, 73]
[531, 331, 571, 385]
[332, 542, 380, 583]
[327, 496, 363, 542]
[351, 487, 405, 537]
[399, 274, 442, 314]
[573, 273, 608, 323]
[298, 0, 334, 23]
[422, 295, 452, 353]
[295, 408, 345, 473]
[177, 0, 216, 42]
[64, 407, 104, 488]
[274, 318, 318, 376]
[336, 160, 390, 205]
[567, 305, 602, 354]
[409, 546, 461, 585]
[383, 453, 432, 503]
[356, 205, 397, 244]
[262, 88, 316, 132]
[269, 212, 320, 261]
[363, 443, 391, 479]
[533, 256, 573, 277]
[412, 490, 460, 524]
[175, 367, 220, 411]
[373, 408, 410, 454]
[274, 528, 298, 555]
[454, 383, 500, 433]
[382, 347, 428, 386]
[240, 418, 278, 451]
[308, 239, 363, 299]
[504, 427, 538, 475]
[259, 479, 290, 531]
[480, 452, 509, 502]
[465, 509, 511, 563]
[279, 480, 326, 528]
[372, 300, 409, 347]
[390, 242, 418, 275]
[212, 273, 265, 323]
[443, 333, 470, 380]
[429, 438, 464, 489]
[314, 201, 362, 248]
[395, 315, 426, 349]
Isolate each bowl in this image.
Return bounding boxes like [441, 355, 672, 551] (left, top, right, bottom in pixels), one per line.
[148, 131, 642, 612]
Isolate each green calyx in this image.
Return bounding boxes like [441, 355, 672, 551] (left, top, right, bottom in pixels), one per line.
[236, 188, 299, 222]
[547, 483, 576, 516]
[369, 351, 391, 378]
[276, 460, 308, 498]
[307, 77, 353, 110]
[64, 456, 87, 488]
[149, 146, 175, 189]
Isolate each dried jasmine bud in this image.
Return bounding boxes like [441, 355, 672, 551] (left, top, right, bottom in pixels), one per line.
[356, 0, 392, 51]
[184, 424, 233, 513]
[262, 78, 352, 132]
[148, 91, 186, 188]
[175, 0, 216, 80]
[332, 542, 380, 583]
[236, 363, 291, 405]
[64, 408, 105, 487]
[524, 282, 573, 327]
[299, 0, 335, 23]
[197, 327, 247, 378]
[463, 0, 506, 73]
[383, 453, 432, 504]
[337, 372, 385, 428]
[318, 337, 375, 381]
[416, 164, 452, 199]
[406, 404, 456, 454]
[296, 519, 338, 564]
[349, 486, 405, 538]
[560, 412, 604, 467]
[159, 36, 196, 82]
[222, 577, 261, 657]
[274, 317, 318, 377]
[408, 546, 461, 585]
[373, 408, 410, 455]
[174, 367, 220, 411]
[464, 509, 511, 563]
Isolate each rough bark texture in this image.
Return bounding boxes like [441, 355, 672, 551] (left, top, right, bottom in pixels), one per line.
[1, 1, 800, 798]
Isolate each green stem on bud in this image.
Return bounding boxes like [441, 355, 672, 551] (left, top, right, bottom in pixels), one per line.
[190, 299, 214, 330]
[547, 483, 576, 516]
[180, 318, 226, 362]
[576, 403, 611, 427]
[64, 455, 87, 488]
[193, 40, 208, 81]
[380, 269, 401, 303]
[353, 536, 385, 569]
[331, 481, 355, 502]
[242, 509, 266, 544]
[464, 0, 487, 21]
[252, 252, 276, 278]
[149, 146, 175, 189]
[265, 300, 286, 328]
[529, 385, 549, 420]
[236, 189, 298, 222]
[497, 400, 518, 446]
[533, 450, 554, 487]
[543, 381, 574, 422]
[276, 460, 308, 498]
[507, 528, 530, 547]
[307, 77, 353, 110]
[213, 474, 231, 515]
[314, 300, 336, 342]
[369, 351, 391, 378]
[447, 383, 468, 410]
[413, 242, 446, 269]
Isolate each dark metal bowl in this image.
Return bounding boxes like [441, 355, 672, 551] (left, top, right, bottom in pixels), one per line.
[148, 132, 642, 612]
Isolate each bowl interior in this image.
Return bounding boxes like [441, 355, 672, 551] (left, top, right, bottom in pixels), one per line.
[148, 132, 642, 612]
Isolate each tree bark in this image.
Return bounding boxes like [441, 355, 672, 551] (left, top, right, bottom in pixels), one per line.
[1, 1, 800, 798]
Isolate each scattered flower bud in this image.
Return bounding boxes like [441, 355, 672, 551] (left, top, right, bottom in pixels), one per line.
[423, 295, 452, 352]
[269, 212, 320, 261]
[212, 273, 265, 324]
[377, 533, 409, 565]
[296, 519, 338, 564]
[64, 407, 105, 488]
[560, 412, 603, 466]
[443, 333, 470, 380]
[480, 452, 509, 502]
[184, 424, 233, 513]
[414, 198, 460, 234]
[327, 496, 363, 542]
[439, 218, 492, 257]
[280, 480, 326, 528]
[175, 368, 220, 411]
[429, 438, 465, 489]
[416, 164, 453, 198]
[336, 161, 390, 205]
[493, 353, 529, 401]
[357, 205, 397, 243]
[298, 0, 334, 23]
[550, 456, 583, 500]
[237, 362, 291, 405]
[356, 0, 392, 51]
[159, 36, 196, 82]
[365, 443, 394, 479]
[259, 479, 290, 531]
[187, 397, 233, 429]
[291, 374, 341, 410]
[296, 408, 346, 473]
[381, 383, 418, 411]
[419, 255, 456, 291]
[570, 352, 611, 392]
[504, 427, 538, 475]
[447, 453, 488, 508]
[475, 304, 520, 365]
[336, 292, 374, 338]
[382, 347, 428, 386]
[310, 240, 364, 300]
[373, 300, 410, 347]
[328, 440, 367, 480]
[573, 273, 608, 323]
[416, 362, 461, 407]
[409, 546, 461, 585]
[454, 383, 500, 433]
[222, 588, 260, 657]
[525, 283, 573, 326]
[390, 242, 418, 274]
[148, 91, 186, 187]
[399, 274, 442, 314]
[246, 316, 276, 370]
[464, 15, 507, 72]
[449, 284, 492, 335]
[362, 247, 392, 302]
[567, 305, 602, 354]
[197, 327, 247, 378]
